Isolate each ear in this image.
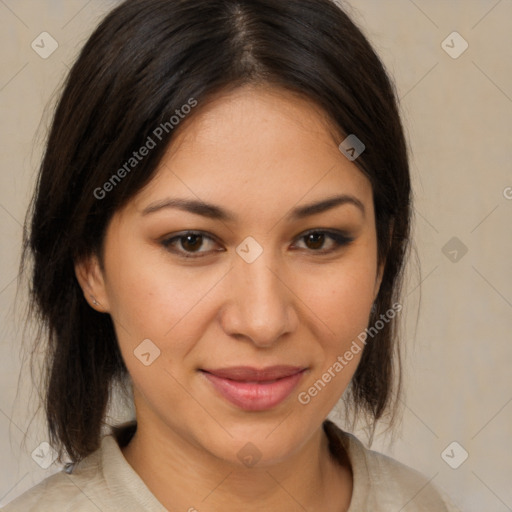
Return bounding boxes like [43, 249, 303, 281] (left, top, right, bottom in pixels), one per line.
[74, 253, 111, 312]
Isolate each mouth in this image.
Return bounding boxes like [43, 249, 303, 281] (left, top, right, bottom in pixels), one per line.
[199, 366, 307, 411]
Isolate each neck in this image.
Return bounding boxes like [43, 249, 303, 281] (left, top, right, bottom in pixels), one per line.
[121, 417, 352, 511]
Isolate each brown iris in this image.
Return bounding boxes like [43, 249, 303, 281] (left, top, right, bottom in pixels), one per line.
[181, 234, 204, 252]
[304, 232, 326, 250]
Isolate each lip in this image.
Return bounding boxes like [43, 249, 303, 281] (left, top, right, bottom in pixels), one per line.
[200, 366, 307, 411]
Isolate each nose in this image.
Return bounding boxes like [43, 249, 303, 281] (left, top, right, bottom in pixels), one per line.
[219, 250, 298, 348]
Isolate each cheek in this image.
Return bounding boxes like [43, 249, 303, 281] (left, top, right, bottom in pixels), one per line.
[293, 249, 377, 412]
[104, 239, 226, 359]
[299, 247, 378, 344]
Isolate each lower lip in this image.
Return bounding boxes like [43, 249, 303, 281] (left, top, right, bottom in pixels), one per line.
[201, 370, 306, 411]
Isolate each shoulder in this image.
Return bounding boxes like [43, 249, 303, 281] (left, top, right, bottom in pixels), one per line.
[1, 450, 105, 512]
[323, 420, 461, 512]
[2, 422, 164, 512]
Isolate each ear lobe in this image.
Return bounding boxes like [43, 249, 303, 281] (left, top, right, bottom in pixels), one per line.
[74, 254, 110, 311]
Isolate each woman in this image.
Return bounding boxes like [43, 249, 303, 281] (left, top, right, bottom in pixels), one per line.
[4, 0, 459, 510]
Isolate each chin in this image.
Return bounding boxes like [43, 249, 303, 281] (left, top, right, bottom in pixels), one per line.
[198, 418, 314, 469]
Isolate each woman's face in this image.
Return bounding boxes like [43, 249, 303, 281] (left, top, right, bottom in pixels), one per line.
[79, 85, 383, 466]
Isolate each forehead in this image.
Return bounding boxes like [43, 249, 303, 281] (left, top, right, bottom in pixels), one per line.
[128, 85, 373, 220]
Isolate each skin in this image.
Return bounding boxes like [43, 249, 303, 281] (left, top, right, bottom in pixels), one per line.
[75, 84, 384, 511]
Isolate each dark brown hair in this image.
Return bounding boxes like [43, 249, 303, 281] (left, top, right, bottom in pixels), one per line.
[20, 0, 411, 463]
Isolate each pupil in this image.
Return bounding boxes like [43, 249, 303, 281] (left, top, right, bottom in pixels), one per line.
[307, 233, 324, 250]
[183, 234, 202, 252]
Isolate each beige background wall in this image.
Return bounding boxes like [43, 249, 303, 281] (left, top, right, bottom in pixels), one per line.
[1, 1, 511, 510]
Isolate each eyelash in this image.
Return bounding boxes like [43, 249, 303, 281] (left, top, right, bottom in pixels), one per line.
[160, 229, 354, 259]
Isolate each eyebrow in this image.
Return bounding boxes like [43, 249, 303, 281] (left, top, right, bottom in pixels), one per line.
[141, 194, 365, 221]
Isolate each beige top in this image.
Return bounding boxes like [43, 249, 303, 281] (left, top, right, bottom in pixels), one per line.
[2, 420, 460, 511]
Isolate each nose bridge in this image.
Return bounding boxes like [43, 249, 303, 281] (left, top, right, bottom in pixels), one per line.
[223, 242, 295, 345]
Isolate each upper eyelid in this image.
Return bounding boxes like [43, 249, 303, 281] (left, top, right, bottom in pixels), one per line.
[162, 231, 219, 246]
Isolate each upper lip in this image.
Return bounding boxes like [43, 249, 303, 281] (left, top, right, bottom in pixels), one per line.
[201, 365, 306, 382]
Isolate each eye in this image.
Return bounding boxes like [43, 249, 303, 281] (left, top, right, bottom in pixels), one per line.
[292, 229, 354, 254]
[161, 231, 221, 258]
[160, 229, 354, 259]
